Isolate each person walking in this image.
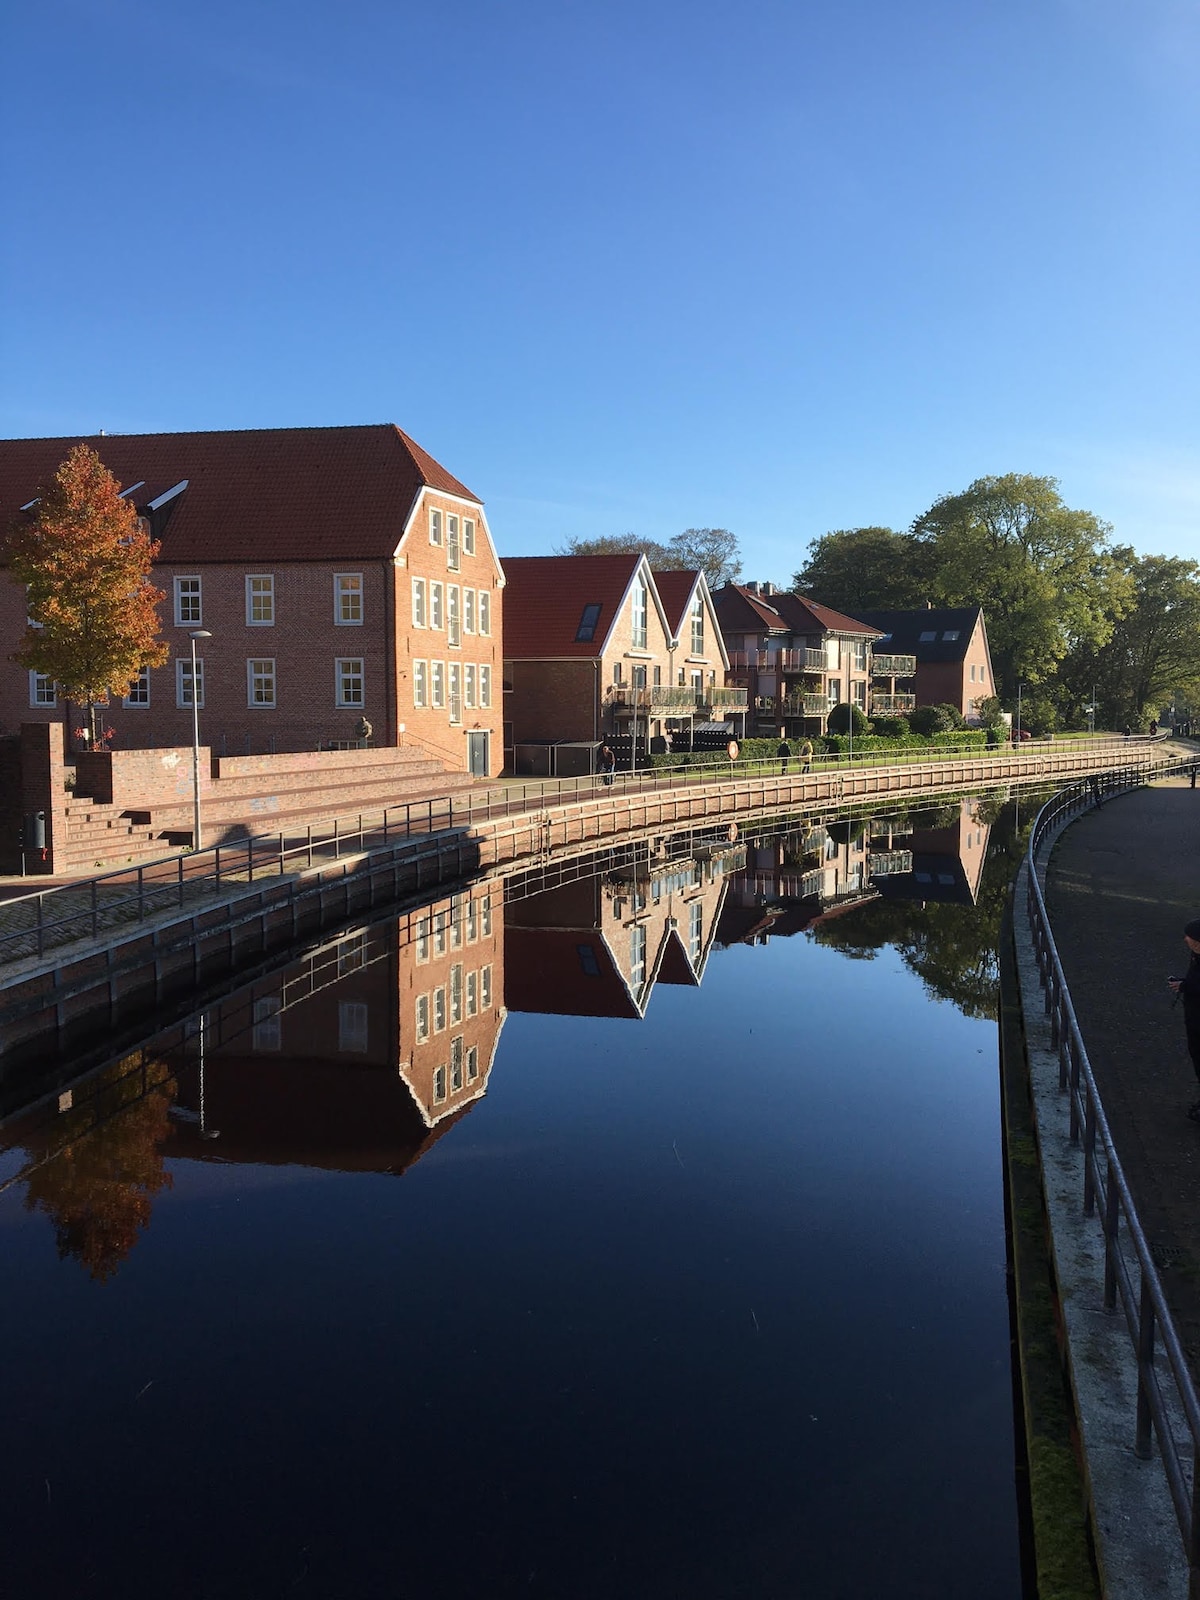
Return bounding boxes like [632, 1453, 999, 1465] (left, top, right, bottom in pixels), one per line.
[598, 744, 615, 786]
[1088, 774, 1103, 810]
[1169, 919, 1200, 1119]
[799, 738, 814, 774]
[777, 738, 790, 775]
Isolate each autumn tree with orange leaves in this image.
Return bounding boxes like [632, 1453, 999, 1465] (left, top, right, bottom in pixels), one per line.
[6, 444, 169, 745]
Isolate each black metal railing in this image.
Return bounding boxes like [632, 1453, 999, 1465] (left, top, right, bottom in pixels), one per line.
[1024, 762, 1200, 1575]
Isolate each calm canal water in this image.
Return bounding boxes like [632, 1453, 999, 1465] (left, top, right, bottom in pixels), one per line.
[0, 796, 1028, 1599]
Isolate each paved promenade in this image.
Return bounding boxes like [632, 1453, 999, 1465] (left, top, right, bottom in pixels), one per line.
[1044, 773, 1200, 1367]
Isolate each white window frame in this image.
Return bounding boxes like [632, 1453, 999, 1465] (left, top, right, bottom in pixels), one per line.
[29, 671, 57, 707]
[450, 1035, 464, 1090]
[480, 965, 492, 1009]
[247, 657, 276, 708]
[433, 987, 447, 1033]
[463, 518, 476, 556]
[415, 993, 430, 1042]
[430, 507, 443, 546]
[464, 589, 476, 634]
[431, 582, 444, 631]
[480, 665, 491, 708]
[412, 577, 427, 628]
[174, 575, 202, 626]
[335, 658, 364, 708]
[449, 663, 462, 725]
[246, 574, 275, 626]
[478, 590, 491, 636]
[447, 585, 461, 647]
[631, 579, 648, 649]
[431, 660, 445, 709]
[465, 663, 477, 709]
[450, 964, 463, 1025]
[690, 596, 704, 655]
[413, 660, 428, 708]
[335, 573, 363, 626]
[466, 970, 478, 1016]
[433, 1064, 447, 1103]
[466, 1045, 479, 1082]
[447, 514, 460, 572]
[176, 657, 205, 708]
[338, 1001, 369, 1054]
[123, 666, 150, 708]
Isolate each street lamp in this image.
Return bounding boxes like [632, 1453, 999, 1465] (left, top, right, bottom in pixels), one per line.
[1015, 682, 1023, 745]
[189, 628, 212, 849]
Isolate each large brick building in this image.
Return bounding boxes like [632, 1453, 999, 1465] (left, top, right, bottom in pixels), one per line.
[0, 426, 505, 776]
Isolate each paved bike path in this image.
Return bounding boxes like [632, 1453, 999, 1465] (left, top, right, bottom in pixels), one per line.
[1044, 776, 1200, 1363]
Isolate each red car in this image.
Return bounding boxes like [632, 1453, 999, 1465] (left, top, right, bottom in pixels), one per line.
[1013, 728, 1034, 741]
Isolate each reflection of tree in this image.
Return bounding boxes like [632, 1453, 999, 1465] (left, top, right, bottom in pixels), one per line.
[808, 801, 1033, 1019]
[22, 1060, 174, 1281]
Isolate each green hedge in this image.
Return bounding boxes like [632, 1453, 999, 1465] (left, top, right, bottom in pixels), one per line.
[645, 729, 989, 768]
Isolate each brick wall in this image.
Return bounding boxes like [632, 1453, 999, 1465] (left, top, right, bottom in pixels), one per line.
[506, 659, 599, 744]
[75, 746, 209, 806]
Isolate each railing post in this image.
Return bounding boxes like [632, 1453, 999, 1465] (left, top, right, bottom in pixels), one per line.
[1083, 1094, 1097, 1215]
[332, 818, 339, 859]
[1103, 1160, 1120, 1311]
[138, 865, 145, 921]
[247, 836, 254, 882]
[177, 856, 184, 908]
[1135, 1273, 1155, 1459]
[37, 893, 45, 958]
[92, 876, 99, 938]
[279, 833, 285, 875]
[307, 825, 313, 868]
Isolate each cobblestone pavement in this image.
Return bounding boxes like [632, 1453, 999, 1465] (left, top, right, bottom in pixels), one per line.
[1044, 775, 1200, 1367]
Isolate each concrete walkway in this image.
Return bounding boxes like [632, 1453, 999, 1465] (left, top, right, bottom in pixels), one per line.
[1044, 775, 1200, 1366]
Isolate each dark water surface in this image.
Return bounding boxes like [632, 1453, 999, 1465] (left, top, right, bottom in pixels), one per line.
[1, 801, 1024, 1599]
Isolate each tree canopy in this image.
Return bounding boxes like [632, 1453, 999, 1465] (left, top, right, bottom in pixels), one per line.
[793, 526, 933, 614]
[6, 445, 169, 733]
[556, 527, 742, 588]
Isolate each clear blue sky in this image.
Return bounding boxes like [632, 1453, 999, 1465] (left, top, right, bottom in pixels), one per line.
[3, 0, 1197, 581]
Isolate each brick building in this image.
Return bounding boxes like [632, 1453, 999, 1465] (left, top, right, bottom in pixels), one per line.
[852, 607, 996, 723]
[0, 426, 504, 776]
[501, 554, 737, 765]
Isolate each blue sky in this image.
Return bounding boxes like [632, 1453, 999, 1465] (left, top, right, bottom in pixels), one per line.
[3, 0, 1197, 581]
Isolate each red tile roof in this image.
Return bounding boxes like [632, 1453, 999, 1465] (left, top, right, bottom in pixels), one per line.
[652, 569, 702, 636]
[712, 584, 880, 638]
[501, 554, 650, 658]
[0, 424, 479, 564]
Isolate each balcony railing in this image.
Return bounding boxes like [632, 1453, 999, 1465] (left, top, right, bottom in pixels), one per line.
[708, 686, 748, 709]
[607, 687, 651, 710]
[728, 647, 827, 673]
[782, 692, 832, 716]
[868, 850, 914, 877]
[871, 653, 917, 676]
[870, 692, 917, 714]
[651, 686, 703, 710]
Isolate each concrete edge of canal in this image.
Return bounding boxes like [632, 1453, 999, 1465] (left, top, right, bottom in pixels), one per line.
[1002, 818, 1188, 1599]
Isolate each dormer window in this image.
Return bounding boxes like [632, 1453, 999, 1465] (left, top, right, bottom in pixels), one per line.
[575, 603, 602, 642]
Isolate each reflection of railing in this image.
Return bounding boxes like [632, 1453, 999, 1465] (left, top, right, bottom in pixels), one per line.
[1022, 774, 1200, 1574]
[708, 686, 748, 709]
[871, 654, 917, 676]
[871, 692, 917, 714]
[868, 849, 913, 876]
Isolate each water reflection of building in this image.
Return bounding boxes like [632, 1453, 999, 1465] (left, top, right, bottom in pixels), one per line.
[716, 800, 992, 944]
[504, 843, 737, 1019]
[169, 880, 507, 1173]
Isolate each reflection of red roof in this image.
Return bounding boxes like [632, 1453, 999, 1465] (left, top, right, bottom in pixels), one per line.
[503, 926, 640, 1018]
[655, 929, 699, 986]
[0, 425, 478, 564]
[652, 569, 702, 636]
[501, 554, 646, 658]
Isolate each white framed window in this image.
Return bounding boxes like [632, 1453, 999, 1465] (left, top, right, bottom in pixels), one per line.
[479, 591, 491, 635]
[447, 514, 460, 572]
[433, 1064, 447, 1103]
[450, 964, 463, 1025]
[631, 925, 647, 988]
[465, 663, 477, 708]
[174, 576, 202, 626]
[335, 658, 364, 707]
[448, 585, 461, 646]
[969, 663, 976, 682]
[415, 914, 430, 963]
[431, 660, 445, 709]
[433, 910, 447, 956]
[466, 970, 478, 1016]
[246, 574, 275, 625]
[335, 573, 363, 625]
[689, 901, 703, 962]
[124, 666, 150, 707]
[429, 507, 443, 546]
[464, 589, 476, 634]
[433, 987, 446, 1032]
[253, 996, 282, 1052]
[412, 577, 427, 628]
[631, 579, 648, 649]
[450, 1035, 464, 1090]
[29, 671, 56, 707]
[854, 640, 868, 670]
[690, 595, 704, 655]
[339, 1001, 369, 1054]
[463, 518, 476, 556]
[480, 965, 492, 1009]
[247, 658, 276, 708]
[177, 657, 205, 708]
[467, 900, 478, 942]
[415, 993, 430, 1042]
[466, 1044, 479, 1082]
[481, 896, 492, 936]
[431, 582, 444, 630]
[448, 663, 462, 725]
[480, 665, 491, 708]
[413, 660, 428, 708]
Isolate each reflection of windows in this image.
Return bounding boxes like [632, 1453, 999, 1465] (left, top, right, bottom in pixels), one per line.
[338, 933, 366, 975]
[480, 966, 492, 1009]
[578, 943, 600, 976]
[433, 987, 446, 1032]
[339, 1001, 369, 1053]
[630, 926, 647, 988]
[253, 996, 282, 1051]
[433, 1064, 447, 1102]
[466, 970, 478, 1016]
[942, 630, 959, 642]
[466, 1045, 478, 1082]
[689, 903, 703, 962]
[450, 964, 463, 1024]
[415, 993, 430, 1041]
[450, 1036, 464, 1090]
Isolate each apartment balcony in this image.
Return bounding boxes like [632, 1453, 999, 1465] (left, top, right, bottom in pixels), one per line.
[651, 686, 704, 710]
[728, 647, 826, 673]
[607, 687, 652, 711]
[870, 691, 917, 714]
[782, 692, 832, 716]
[708, 686, 748, 709]
[871, 653, 917, 677]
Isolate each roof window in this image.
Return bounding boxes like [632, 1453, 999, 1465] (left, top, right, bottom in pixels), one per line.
[918, 630, 937, 642]
[575, 603, 602, 642]
[942, 630, 960, 641]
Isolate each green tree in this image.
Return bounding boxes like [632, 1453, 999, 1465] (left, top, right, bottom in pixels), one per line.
[910, 474, 1132, 701]
[826, 702, 869, 735]
[793, 526, 934, 614]
[6, 445, 169, 743]
[1101, 555, 1200, 725]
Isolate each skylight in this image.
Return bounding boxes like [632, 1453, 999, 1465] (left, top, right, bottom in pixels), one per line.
[918, 630, 937, 642]
[942, 630, 960, 641]
[575, 603, 602, 642]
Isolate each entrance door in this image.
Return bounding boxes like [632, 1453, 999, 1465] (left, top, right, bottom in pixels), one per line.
[467, 731, 489, 777]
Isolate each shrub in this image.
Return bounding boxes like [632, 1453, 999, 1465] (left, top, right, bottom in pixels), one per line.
[826, 702, 870, 735]
[870, 715, 910, 737]
[910, 703, 965, 735]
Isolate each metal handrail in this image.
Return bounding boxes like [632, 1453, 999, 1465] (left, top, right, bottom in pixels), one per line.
[1024, 762, 1200, 1574]
[0, 736, 1180, 971]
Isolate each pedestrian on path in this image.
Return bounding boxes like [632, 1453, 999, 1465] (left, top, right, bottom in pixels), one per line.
[777, 739, 790, 775]
[1168, 918, 1200, 1119]
[799, 739, 814, 774]
[1088, 774, 1103, 810]
[598, 744, 615, 786]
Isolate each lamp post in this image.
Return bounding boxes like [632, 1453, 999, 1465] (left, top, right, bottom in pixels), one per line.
[1015, 682, 1023, 745]
[189, 629, 212, 849]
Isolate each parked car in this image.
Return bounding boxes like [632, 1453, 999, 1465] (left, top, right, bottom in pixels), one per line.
[1013, 728, 1034, 741]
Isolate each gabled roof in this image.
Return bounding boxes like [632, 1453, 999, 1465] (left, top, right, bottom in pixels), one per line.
[503, 927, 641, 1018]
[501, 553, 669, 660]
[652, 569, 703, 637]
[0, 424, 480, 564]
[853, 607, 984, 664]
[712, 584, 881, 639]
